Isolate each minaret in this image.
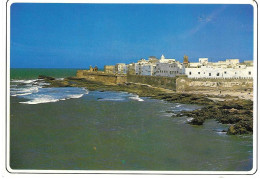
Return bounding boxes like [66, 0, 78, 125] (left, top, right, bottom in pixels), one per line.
[183, 55, 189, 67]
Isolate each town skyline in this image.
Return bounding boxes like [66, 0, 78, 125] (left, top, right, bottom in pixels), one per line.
[11, 3, 253, 68]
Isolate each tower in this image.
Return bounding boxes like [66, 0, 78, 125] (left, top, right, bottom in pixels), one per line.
[183, 55, 189, 68]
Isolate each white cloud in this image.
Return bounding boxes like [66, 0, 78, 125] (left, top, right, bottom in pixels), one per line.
[181, 5, 227, 39]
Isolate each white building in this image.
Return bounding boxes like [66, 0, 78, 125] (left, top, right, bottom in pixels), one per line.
[184, 59, 253, 78]
[134, 58, 157, 76]
[159, 54, 176, 63]
[154, 55, 183, 77]
[115, 63, 127, 74]
[139, 63, 156, 76]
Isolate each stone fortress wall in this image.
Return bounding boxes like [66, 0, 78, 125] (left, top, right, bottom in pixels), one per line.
[76, 70, 126, 85]
[127, 74, 177, 90]
[176, 77, 253, 93]
[77, 70, 253, 93]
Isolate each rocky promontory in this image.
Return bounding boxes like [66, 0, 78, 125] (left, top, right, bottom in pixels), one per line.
[177, 100, 253, 135]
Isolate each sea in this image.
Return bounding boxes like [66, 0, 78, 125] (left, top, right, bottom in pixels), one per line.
[9, 68, 253, 171]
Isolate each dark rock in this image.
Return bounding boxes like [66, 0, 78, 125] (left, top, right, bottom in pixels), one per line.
[165, 110, 174, 113]
[188, 117, 205, 125]
[227, 119, 253, 135]
[38, 75, 55, 80]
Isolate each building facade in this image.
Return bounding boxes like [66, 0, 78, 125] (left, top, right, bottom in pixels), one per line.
[104, 65, 115, 74]
[184, 59, 253, 78]
[153, 55, 183, 77]
[115, 63, 127, 74]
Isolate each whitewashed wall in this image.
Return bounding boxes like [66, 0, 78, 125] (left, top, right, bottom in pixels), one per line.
[184, 66, 253, 78]
[154, 62, 182, 77]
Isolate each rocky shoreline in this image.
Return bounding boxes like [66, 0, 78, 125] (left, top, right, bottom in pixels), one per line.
[39, 75, 253, 135]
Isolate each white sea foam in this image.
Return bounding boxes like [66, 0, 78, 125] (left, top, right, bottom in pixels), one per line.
[98, 98, 124, 101]
[35, 82, 50, 86]
[19, 93, 84, 104]
[15, 92, 34, 96]
[11, 78, 88, 104]
[24, 79, 38, 83]
[162, 113, 173, 117]
[56, 78, 64, 80]
[84, 88, 89, 94]
[17, 87, 87, 104]
[11, 86, 39, 96]
[129, 95, 144, 102]
[186, 117, 193, 122]
[20, 98, 60, 104]
[11, 79, 38, 84]
[67, 94, 84, 99]
[11, 80, 26, 83]
[216, 131, 227, 135]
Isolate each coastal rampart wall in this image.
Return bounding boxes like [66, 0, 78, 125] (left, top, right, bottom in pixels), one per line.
[176, 77, 253, 93]
[76, 70, 126, 84]
[127, 74, 177, 90]
[76, 70, 253, 93]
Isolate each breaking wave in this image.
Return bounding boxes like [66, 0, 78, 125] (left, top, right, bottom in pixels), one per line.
[129, 95, 144, 102]
[18, 88, 88, 104]
[10, 79, 88, 104]
[93, 91, 144, 102]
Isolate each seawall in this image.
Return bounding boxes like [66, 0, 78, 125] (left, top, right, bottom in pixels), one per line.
[127, 74, 177, 91]
[176, 77, 253, 93]
[76, 70, 126, 85]
[76, 70, 253, 94]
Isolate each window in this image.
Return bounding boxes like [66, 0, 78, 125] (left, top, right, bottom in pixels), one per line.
[209, 73, 211, 76]
[189, 72, 192, 75]
[198, 72, 200, 74]
[217, 73, 220, 76]
[249, 71, 251, 75]
[224, 71, 227, 74]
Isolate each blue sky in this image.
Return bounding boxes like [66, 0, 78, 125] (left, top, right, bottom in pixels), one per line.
[10, 3, 253, 68]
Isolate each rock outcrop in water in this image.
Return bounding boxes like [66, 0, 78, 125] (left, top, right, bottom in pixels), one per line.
[38, 75, 55, 81]
[178, 100, 253, 135]
[38, 75, 72, 87]
[40, 75, 253, 135]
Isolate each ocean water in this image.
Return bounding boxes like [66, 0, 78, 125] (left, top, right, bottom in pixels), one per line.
[9, 69, 253, 171]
